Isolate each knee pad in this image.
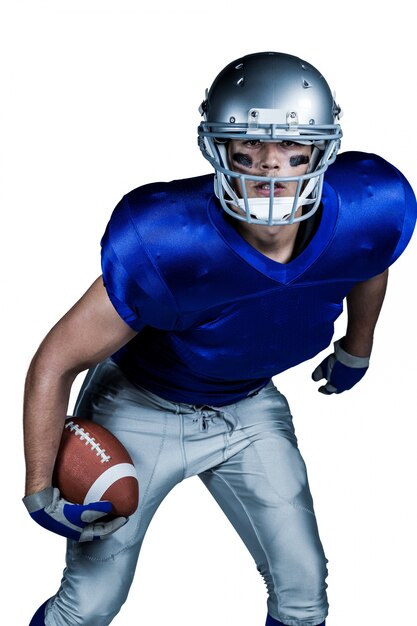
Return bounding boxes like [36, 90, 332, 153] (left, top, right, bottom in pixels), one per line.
[29, 599, 49, 625]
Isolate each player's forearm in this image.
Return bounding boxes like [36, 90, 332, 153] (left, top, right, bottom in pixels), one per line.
[23, 279, 138, 496]
[23, 349, 79, 496]
[344, 269, 389, 357]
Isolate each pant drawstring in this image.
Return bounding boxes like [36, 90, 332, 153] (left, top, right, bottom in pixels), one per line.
[192, 406, 239, 434]
[215, 408, 239, 434]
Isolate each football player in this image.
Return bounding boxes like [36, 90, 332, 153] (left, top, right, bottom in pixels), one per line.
[23, 52, 417, 626]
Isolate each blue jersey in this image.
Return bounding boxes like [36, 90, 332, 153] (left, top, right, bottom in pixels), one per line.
[101, 152, 416, 405]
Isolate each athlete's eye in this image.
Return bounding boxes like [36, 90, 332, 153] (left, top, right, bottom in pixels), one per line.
[244, 140, 262, 147]
[281, 140, 297, 148]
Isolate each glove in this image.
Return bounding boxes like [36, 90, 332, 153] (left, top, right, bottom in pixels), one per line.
[23, 486, 127, 542]
[312, 338, 370, 395]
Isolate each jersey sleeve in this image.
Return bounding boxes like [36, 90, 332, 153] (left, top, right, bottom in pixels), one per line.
[387, 164, 417, 265]
[101, 194, 179, 332]
[323, 152, 417, 279]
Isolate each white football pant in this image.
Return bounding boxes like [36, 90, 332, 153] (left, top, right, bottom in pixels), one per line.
[42, 359, 328, 626]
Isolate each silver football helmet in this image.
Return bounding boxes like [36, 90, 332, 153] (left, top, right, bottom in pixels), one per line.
[198, 52, 342, 225]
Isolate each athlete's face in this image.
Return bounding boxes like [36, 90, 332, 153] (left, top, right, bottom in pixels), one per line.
[227, 140, 312, 199]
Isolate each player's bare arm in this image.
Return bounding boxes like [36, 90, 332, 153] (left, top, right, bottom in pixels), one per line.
[312, 270, 389, 395]
[23, 276, 137, 496]
[344, 269, 389, 356]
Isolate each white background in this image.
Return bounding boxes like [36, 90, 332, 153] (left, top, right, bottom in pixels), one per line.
[1, 1, 416, 625]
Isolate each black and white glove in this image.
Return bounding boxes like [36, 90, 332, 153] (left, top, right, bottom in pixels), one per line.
[312, 338, 370, 395]
[23, 486, 127, 542]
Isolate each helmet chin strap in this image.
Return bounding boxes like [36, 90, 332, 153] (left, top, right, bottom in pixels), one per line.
[220, 174, 319, 222]
[236, 176, 318, 221]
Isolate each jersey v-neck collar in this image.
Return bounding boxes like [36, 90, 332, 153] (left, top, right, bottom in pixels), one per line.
[207, 181, 339, 284]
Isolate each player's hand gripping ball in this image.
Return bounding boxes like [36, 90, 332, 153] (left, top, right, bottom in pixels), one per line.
[312, 338, 370, 394]
[23, 486, 127, 542]
[23, 417, 139, 542]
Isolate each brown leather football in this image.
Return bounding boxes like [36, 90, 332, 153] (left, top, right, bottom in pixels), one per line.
[53, 417, 139, 517]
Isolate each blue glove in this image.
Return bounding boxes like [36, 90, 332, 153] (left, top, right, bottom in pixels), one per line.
[23, 486, 127, 542]
[312, 338, 370, 395]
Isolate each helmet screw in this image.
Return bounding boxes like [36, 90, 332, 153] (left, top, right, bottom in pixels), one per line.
[250, 110, 259, 118]
[229, 116, 236, 123]
[290, 111, 297, 119]
[309, 118, 315, 125]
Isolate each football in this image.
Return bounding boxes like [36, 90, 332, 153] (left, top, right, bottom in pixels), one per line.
[53, 416, 139, 517]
